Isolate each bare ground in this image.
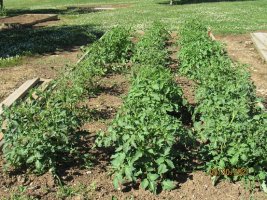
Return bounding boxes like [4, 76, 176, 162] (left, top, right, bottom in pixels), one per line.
[217, 34, 267, 106]
[0, 48, 80, 102]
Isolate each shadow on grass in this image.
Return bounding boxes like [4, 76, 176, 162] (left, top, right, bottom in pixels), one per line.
[6, 6, 102, 17]
[158, 0, 254, 5]
[0, 24, 104, 58]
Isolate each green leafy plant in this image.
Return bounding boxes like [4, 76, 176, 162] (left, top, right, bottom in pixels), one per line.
[97, 65, 185, 193]
[0, 26, 133, 175]
[82, 26, 133, 73]
[97, 23, 190, 193]
[178, 20, 267, 191]
[0, 6, 6, 16]
[131, 22, 169, 66]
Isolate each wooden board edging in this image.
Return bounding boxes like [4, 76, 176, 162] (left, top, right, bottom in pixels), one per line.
[0, 78, 40, 115]
[251, 33, 267, 62]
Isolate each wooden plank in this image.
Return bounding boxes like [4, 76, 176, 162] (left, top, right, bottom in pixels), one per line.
[0, 119, 5, 147]
[27, 78, 52, 101]
[0, 78, 41, 146]
[77, 34, 107, 65]
[0, 138, 4, 149]
[38, 78, 52, 92]
[0, 78, 40, 115]
[251, 33, 267, 62]
[77, 51, 90, 64]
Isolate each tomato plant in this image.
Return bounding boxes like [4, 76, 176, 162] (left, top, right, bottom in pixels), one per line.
[97, 23, 190, 193]
[0, 26, 133, 175]
[178, 20, 267, 192]
[131, 22, 169, 66]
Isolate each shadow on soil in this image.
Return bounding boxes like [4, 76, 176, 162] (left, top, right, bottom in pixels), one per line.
[0, 24, 104, 58]
[5, 7, 102, 17]
[159, 0, 253, 5]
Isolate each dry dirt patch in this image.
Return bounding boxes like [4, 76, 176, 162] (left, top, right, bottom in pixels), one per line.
[0, 49, 80, 102]
[217, 34, 267, 104]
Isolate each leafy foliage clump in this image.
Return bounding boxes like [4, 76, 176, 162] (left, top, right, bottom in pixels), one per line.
[97, 23, 190, 193]
[97, 65, 186, 193]
[131, 22, 169, 66]
[83, 26, 133, 72]
[0, 26, 133, 174]
[178, 20, 267, 191]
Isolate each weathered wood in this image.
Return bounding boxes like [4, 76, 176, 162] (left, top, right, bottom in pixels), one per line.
[77, 51, 90, 64]
[0, 78, 40, 115]
[251, 32, 267, 62]
[0, 78, 42, 146]
[208, 30, 216, 41]
[27, 78, 52, 101]
[94, 7, 115, 10]
[39, 78, 52, 91]
[0, 121, 6, 148]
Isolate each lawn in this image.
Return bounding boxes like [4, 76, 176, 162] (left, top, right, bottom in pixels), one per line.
[4, 0, 267, 34]
[1, 0, 266, 64]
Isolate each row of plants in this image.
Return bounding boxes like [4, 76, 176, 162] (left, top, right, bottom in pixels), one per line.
[178, 20, 267, 191]
[96, 23, 190, 193]
[0, 26, 133, 175]
[131, 23, 169, 66]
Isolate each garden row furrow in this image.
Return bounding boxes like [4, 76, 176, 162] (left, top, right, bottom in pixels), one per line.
[96, 23, 190, 193]
[0, 26, 133, 174]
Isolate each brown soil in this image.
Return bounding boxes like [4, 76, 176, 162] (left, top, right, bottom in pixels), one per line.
[175, 76, 196, 105]
[216, 34, 267, 105]
[0, 49, 80, 102]
[168, 31, 196, 105]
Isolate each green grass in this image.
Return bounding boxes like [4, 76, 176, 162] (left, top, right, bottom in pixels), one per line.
[1, 0, 266, 67]
[0, 56, 22, 68]
[0, 24, 103, 58]
[4, 0, 267, 34]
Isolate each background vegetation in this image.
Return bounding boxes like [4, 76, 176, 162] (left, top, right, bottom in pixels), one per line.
[3, 0, 267, 34]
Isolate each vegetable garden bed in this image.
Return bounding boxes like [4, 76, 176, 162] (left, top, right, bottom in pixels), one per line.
[0, 21, 266, 199]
